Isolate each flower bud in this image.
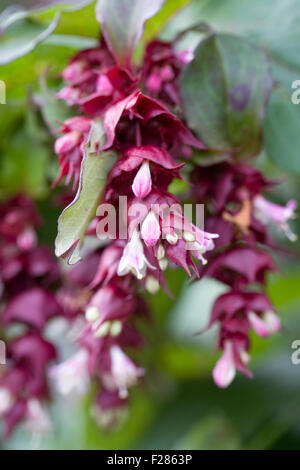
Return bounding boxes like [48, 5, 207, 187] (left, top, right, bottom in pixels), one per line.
[141, 211, 161, 247]
[132, 161, 152, 198]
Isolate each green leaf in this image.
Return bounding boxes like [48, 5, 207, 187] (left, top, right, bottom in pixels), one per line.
[44, 34, 98, 48]
[0, 1, 93, 64]
[96, 0, 165, 66]
[162, 0, 300, 90]
[55, 119, 117, 264]
[0, 16, 60, 65]
[263, 87, 300, 173]
[180, 33, 272, 158]
[38, 76, 73, 131]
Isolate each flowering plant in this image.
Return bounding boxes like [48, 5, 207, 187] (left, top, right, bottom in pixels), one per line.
[0, 0, 299, 450]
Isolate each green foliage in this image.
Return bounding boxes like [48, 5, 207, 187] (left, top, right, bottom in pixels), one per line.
[55, 119, 117, 264]
[165, 0, 300, 171]
[180, 33, 272, 158]
[0, 100, 50, 198]
[263, 87, 300, 173]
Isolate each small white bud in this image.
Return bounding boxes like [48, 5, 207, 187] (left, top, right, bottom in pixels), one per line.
[145, 275, 160, 294]
[94, 321, 111, 338]
[159, 258, 168, 271]
[166, 233, 178, 245]
[85, 306, 100, 322]
[156, 244, 165, 260]
[183, 231, 196, 242]
[110, 321, 122, 337]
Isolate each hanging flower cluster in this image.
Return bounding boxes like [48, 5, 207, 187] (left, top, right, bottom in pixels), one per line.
[0, 196, 65, 438]
[50, 248, 148, 425]
[52, 36, 221, 419]
[191, 162, 297, 387]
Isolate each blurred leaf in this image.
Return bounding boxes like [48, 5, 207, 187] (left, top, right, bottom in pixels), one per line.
[0, 0, 91, 18]
[38, 77, 73, 131]
[55, 119, 117, 264]
[0, 16, 60, 65]
[167, 278, 228, 344]
[44, 34, 98, 48]
[0, 43, 81, 100]
[162, 0, 300, 77]
[0, 94, 51, 198]
[167, 178, 189, 196]
[0, 103, 24, 142]
[180, 33, 272, 158]
[174, 415, 240, 450]
[96, 0, 165, 66]
[0, 1, 94, 64]
[139, 360, 300, 450]
[0, 128, 49, 198]
[263, 87, 300, 173]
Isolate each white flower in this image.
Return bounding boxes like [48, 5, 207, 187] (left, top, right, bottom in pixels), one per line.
[118, 229, 154, 280]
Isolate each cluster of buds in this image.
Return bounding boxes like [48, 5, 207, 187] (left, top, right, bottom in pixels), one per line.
[142, 40, 189, 107]
[0, 196, 65, 438]
[192, 162, 297, 387]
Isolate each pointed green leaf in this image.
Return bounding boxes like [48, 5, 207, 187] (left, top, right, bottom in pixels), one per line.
[55, 119, 117, 264]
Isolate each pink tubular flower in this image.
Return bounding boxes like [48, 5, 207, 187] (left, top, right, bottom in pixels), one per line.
[141, 211, 161, 246]
[16, 226, 37, 252]
[132, 160, 152, 198]
[49, 349, 90, 396]
[85, 283, 135, 337]
[62, 59, 87, 82]
[105, 345, 145, 398]
[208, 290, 280, 386]
[93, 389, 128, 428]
[0, 387, 15, 415]
[212, 340, 236, 388]
[23, 399, 52, 437]
[142, 40, 186, 107]
[54, 130, 81, 155]
[213, 339, 252, 388]
[53, 116, 91, 190]
[248, 310, 281, 337]
[56, 86, 81, 106]
[0, 195, 40, 250]
[118, 229, 155, 280]
[253, 195, 297, 241]
[57, 42, 115, 108]
[89, 242, 124, 288]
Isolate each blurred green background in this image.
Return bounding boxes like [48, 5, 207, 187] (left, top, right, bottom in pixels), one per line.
[1, 0, 300, 450]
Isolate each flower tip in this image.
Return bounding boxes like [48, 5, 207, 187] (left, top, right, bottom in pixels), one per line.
[212, 359, 235, 388]
[212, 342, 236, 388]
[132, 161, 152, 198]
[248, 312, 270, 338]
